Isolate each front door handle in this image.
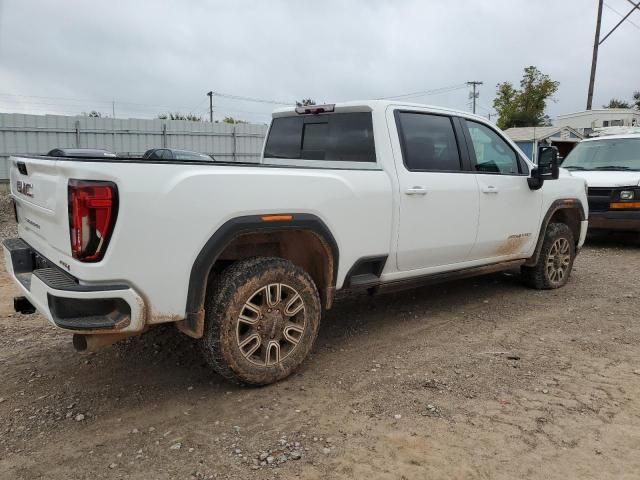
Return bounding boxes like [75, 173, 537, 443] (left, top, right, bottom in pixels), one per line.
[481, 185, 499, 194]
[405, 186, 427, 196]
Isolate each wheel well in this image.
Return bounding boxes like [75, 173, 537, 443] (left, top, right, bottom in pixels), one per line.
[215, 230, 335, 309]
[549, 208, 581, 244]
[524, 203, 584, 268]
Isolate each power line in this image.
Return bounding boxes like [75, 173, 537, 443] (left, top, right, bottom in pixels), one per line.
[1, 83, 475, 122]
[377, 83, 467, 100]
[198, 106, 272, 119]
[210, 91, 293, 105]
[599, 0, 640, 44]
[0, 92, 207, 114]
[604, 1, 640, 30]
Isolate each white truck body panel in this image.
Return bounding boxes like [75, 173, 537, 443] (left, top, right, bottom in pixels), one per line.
[4, 100, 589, 334]
[12, 162, 393, 319]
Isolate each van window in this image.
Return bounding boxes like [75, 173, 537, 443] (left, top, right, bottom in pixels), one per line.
[264, 113, 376, 163]
[562, 138, 640, 171]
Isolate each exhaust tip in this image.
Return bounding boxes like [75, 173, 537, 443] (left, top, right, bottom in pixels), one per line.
[72, 334, 88, 352]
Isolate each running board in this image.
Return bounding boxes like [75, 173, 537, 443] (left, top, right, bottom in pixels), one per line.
[348, 273, 380, 288]
[369, 259, 526, 295]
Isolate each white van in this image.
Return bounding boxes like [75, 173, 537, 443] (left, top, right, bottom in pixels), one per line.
[563, 133, 640, 232]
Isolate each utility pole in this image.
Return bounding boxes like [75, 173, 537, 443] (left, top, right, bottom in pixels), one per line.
[587, 0, 640, 109]
[467, 81, 483, 114]
[112, 101, 116, 119]
[207, 91, 214, 122]
[586, 0, 604, 110]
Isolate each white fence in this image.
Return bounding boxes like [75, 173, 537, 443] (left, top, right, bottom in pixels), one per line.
[0, 113, 269, 181]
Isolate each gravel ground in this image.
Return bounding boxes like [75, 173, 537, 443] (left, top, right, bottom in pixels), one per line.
[1, 192, 639, 479]
[0, 193, 17, 242]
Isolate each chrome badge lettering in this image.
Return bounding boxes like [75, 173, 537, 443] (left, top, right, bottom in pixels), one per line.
[16, 180, 34, 197]
[25, 217, 41, 229]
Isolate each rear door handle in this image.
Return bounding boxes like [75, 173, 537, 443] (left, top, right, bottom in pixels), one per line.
[481, 185, 499, 194]
[405, 186, 427, 196]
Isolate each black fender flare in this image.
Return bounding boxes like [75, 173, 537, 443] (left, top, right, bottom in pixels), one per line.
[180, 213, 339, 338]
[525, 198, 586, 267]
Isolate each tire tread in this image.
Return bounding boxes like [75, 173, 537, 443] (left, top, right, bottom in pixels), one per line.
[199, 256, 319, 385]
[521, 222, 575, 290]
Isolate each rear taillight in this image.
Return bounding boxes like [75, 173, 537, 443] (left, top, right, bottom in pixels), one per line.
[68, 180, 118, 262]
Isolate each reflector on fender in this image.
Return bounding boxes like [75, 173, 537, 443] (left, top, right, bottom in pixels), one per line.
[68, 180, 118, 262]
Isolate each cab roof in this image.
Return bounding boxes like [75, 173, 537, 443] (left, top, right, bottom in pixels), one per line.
[272, 100, 489, 123]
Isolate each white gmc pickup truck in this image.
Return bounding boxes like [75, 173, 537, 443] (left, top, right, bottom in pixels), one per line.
[4, 101, 588, 385]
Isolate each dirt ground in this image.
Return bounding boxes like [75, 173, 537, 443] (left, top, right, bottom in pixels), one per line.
[1, 194, 639, 479]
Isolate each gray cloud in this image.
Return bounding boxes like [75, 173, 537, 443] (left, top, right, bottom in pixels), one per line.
[0, 0, 638, 123]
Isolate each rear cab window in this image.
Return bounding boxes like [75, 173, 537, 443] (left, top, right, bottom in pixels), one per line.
[263, 112, 377, 168]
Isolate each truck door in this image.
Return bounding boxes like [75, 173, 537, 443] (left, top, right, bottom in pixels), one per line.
[391, 110, 480, 271]
[460, 119, 542, 260]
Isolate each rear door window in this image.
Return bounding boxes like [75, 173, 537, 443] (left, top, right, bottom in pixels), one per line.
[396, 112, 462, 171]
[264, 112, 376, 163]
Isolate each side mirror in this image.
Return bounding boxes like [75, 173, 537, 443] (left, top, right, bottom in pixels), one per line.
[528, 146, 559, 190]
[537, 146, 560, 180]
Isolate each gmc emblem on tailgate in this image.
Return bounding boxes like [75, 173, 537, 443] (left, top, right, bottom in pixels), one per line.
[16, 180, 34, 197]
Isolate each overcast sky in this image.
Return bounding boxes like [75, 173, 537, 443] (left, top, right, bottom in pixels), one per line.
[0, 0, 639, 124]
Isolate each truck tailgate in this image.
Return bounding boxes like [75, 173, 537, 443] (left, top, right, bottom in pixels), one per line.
[10, 156, 72, 258]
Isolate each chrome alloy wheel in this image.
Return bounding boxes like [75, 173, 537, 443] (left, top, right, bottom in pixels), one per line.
[236, 283, 306, 366]
[546, 237, 571, 285]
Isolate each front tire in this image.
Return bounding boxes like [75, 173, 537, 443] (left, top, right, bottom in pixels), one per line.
[521, 223, 575, 289]
[200, 257, 321, 385]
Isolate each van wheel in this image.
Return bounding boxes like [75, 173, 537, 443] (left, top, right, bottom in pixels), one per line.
[521, 223, 575, 289]
[200, 257, 321, 385]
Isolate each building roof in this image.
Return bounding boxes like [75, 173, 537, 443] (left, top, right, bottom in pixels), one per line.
[504, 126, 584, 142]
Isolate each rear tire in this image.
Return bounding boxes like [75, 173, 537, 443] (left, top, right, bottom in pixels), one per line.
[521, 223, 575, 290]
[200, 257, 321, 386]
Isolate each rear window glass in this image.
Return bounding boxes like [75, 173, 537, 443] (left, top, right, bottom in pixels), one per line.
[174, 151, 211, 161]
[264, 112, 376, 163]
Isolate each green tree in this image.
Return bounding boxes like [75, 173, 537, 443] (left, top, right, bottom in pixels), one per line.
[222, 116, 248, 124]
[157, 112, 203, 121]
[296, 98, 316, 107]
[493, 66, 559, 129]
[633, 91, 640, 110]
[603, 98, 631, 108]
